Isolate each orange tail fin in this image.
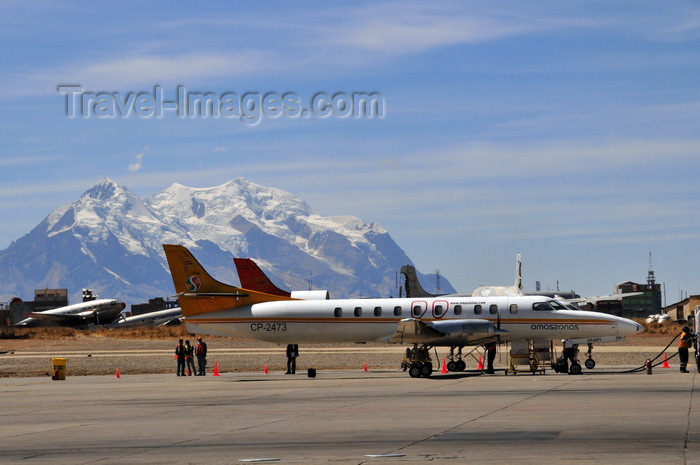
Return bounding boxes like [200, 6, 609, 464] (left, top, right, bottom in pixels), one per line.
[162, 244, 292, 317]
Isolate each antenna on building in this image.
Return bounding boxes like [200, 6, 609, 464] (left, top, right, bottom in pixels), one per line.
[647, 251, 656, 286]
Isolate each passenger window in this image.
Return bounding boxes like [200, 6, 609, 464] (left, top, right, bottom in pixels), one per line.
[509, 304, 518, 314]
[374, 306, 382, 317]
[434, 304, 443, 317]
[489, 304, 498, 314]
[354, 307, 362, 317]
[412, 305, 423, 317]
[474, 304, 482, 315]
[334, 307, 342, 317]
[454, 304, 462, 315]
[394, 306, 402, 316]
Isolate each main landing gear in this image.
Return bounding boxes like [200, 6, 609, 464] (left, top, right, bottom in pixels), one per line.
[445, 346, 467, 372]
[401, 345, 472, 377]
[401, 345, 433, 378]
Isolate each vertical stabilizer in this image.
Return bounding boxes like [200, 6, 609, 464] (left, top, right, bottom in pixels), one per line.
[514, 252, 523, 294]
[400, 265, 438, 298]
[162, 244, 292, 317]
[234, 258, 291, 297]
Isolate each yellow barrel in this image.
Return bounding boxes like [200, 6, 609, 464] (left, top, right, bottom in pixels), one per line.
[51, 358, 67, 380]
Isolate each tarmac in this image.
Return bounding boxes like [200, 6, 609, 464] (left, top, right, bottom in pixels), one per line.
[1, 366, 699, 465]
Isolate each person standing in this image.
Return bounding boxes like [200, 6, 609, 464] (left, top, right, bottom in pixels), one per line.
[286, 343, 298, 374]
[184, 340, 196, 376]
[195, 336, 207, 376]
[485, 342, 497, 374]
[175, 339, 186, 376]
[679, 326, 694, 373]
[562, 339, 577, 364]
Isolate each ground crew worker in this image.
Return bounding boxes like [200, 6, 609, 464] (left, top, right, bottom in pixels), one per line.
[286, 343, 298, 374]
[679, 326, 694, 373]
[184, 340, 196, 376]
[175, 339, 186, 376]
[562, 339, 578, 365]
[195, 336, 207, 376]
[485, 342, 497, 374]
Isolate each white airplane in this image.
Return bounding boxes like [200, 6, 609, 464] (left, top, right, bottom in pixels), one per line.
[111, 307, 183, 327]
[163, 244, 643, 377]
[14, 299, 126, 327]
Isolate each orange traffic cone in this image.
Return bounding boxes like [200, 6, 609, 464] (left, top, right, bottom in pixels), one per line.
[212, 362, 220, 376]
[441, 357, 448, 374]
[363, 362, 368, 372]
[115, 368, 120, 378]
[264, 364, 269, 374]
[663, 353, 670, 368]
[477, 355, 484, 370]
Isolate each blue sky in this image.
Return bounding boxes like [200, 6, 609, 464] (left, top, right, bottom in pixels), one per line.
[2, 1, 700, 303]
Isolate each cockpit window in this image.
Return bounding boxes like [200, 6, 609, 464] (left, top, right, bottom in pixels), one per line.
[556, 300, 581, 310]
[533, 300, 571, 311]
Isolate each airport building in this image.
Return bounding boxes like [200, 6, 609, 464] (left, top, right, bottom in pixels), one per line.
[32, 288, 69, 312]
[614, 280, 662, 317]
[662, 295, 700, 323]
[129, 297, 179, 317]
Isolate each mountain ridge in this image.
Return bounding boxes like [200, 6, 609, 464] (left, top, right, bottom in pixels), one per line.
[0, 177, 455, 304]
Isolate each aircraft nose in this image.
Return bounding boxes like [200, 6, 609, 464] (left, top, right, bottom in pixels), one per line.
[618, 318, 644, 337]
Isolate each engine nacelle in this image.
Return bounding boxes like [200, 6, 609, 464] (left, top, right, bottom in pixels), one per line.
[428, 319, 504, 346]
[390, 318, 506, 345]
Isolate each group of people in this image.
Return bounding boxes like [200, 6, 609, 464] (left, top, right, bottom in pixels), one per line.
[175, 338, 300, 375]
[175, 336, 208, 376]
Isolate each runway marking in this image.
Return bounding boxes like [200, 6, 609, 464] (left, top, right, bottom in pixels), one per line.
[238, 459, 281, 463]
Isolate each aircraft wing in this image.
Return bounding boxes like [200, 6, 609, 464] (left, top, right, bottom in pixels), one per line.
[389, 318, 506, 346]
[27, 312, 88, 326]
[157, 317, 184, 327]
[566, 292, 643, 304]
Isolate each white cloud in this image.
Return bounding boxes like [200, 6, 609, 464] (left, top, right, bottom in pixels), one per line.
[128, 146, 149, 173]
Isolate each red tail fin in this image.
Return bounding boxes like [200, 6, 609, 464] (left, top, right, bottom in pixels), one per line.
[234, 258, 291, 297]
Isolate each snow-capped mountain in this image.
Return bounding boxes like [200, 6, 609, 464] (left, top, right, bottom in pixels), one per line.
[0, 178, 454, 304]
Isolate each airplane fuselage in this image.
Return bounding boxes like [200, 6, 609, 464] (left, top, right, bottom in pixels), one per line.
[15, 299, 126, 327]
[182, 295, 642, 344]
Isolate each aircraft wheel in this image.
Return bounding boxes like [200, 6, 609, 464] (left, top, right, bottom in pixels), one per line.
[446, 361, 457, 372]
[585, 359, 596, 370]
[569, 363, 582, 375]
[420, 363, 433, 377]
[409, 365, 422, 378]
[456, 360, 466, 371]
